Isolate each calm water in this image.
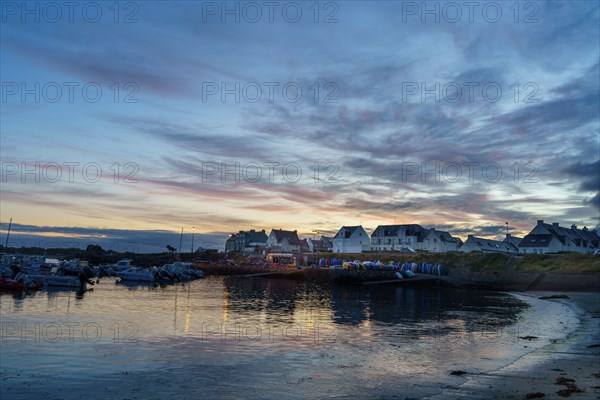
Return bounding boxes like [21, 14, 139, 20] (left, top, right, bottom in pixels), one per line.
[0, 276, 577, 399]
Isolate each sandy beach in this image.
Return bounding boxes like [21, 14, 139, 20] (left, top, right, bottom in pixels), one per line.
[424, 292, 600, 400]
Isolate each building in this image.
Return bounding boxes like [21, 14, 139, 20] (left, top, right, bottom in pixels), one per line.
[332, 226, 370, 253]
[266, 229, 307, 253]
[225, 234, 236, 253]
[503, 233, 523, 248]
[370, 224, 429, 251]
[307, 236, 333, 253]
[225, 229, 268, 253]
[519, 220, 600, 254]
[459, 235, 519, 253]
[422, 228, 462, 252]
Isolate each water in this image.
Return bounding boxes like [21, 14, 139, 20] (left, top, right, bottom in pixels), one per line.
[0, 276, 578, 399]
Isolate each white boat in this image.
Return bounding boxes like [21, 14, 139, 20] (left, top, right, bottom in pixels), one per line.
[28, 274, 85, 288]
[117, 268, 155, 282]
[113, 259, 134, 272]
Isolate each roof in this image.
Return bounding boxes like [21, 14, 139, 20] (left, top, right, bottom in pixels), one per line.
[503, 235, 523, 247]
[270, 229, 300, 243]
[519, 234, 555, 248]
[533, 222, 600, 248]
[334, 226, 363, 239]
[310, 239, 333, 250]
[245, 230, 268, 243]
[466, 236, 517, 252]
[431, 229, 461, 243]
[372, 224, 429, 241]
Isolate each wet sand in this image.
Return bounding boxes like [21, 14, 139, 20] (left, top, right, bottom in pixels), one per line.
[424, 292, 600, 400]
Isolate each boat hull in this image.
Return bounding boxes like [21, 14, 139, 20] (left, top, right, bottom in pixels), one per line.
[117, 271, 155, 282]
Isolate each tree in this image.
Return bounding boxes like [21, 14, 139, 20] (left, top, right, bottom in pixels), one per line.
[166, 245, 176, 254]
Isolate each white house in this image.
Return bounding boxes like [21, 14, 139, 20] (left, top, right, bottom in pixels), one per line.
[307, 236, 333, 253]
[332, 226, 370, 253]
[267, 229, 305, 253]
[519, 220, 600, 254]
[422, 228, 462, 252]
[370, 224, 428, 251]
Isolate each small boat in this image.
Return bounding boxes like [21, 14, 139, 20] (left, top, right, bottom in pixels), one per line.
[117, 268, 155, 282]
[0, 277, 42, 291]
[113, 259, 135, 272]
[45, 275, 84, 287]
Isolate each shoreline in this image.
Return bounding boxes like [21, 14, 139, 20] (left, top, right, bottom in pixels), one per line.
[423, 291, 600, 399]
[201, 264, 600, 292]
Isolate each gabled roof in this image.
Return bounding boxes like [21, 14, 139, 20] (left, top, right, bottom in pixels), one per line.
[519, 234, 554, 248]
[245, 230, 268, 243]
[270, 229, 300, 243]
[466, 236, 517, 252]
[431, 229, 460, 243]
[334, 226, 362, 239]
[534, 221, 600, 248]
[503, 235, 523, 247]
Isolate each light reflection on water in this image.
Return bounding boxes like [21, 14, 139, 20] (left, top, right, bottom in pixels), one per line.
[0, 276, 567, 399]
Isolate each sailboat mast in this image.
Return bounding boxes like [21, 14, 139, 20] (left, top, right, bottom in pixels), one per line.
[5, 218, 12, 249]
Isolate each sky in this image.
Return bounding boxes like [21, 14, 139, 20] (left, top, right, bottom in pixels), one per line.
[1, 1, 599, 253]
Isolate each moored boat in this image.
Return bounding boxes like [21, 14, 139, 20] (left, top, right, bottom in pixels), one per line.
[0, 277, 42, 291]
[117, 268, 155, 282]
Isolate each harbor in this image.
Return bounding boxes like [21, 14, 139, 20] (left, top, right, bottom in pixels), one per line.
[1, 273, 598, 400]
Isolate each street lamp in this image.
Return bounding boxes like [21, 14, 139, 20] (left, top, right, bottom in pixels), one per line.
[191, 226, 195, 254]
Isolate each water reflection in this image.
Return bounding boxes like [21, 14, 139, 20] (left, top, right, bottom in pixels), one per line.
[2, 276, 551, 400]
[221, 277, 524, 330]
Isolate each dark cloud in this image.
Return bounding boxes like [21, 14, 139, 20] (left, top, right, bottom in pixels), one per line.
[562, 160, 600, 210]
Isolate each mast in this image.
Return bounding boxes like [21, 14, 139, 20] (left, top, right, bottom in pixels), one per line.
[178, 227, 184, 261]
[5, 218, 12, 249]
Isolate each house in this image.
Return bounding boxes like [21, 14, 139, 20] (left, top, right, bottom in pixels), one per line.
[503, 234, 523, 249]
[225, 234, 236, 253]
[422, 228, 462, 252]
[307, 236, 333, 252]
[370, 224, 429, 251]
[266, 229, 308, 253]
[519, 220, 600, 254]
[332, 226, 370, 253]
[225, 229, 268, 253]
[459, 235, 519, 253]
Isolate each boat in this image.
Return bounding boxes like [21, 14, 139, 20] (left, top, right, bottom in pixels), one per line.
[44, 275, 85, 287]
[117, 268, 155, 282]
[113, 259, 135, 272]
[0, 277, 42, 291]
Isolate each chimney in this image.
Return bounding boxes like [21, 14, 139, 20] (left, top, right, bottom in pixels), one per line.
[467, 234, 474, 239]
[553, 222, 559, 227]
[506, 233, 511, 238]
[294, 230, 297, 233]
[571, 224, 577, 230]
[537, 220, 544, 224]
[261, 229, 265, 233]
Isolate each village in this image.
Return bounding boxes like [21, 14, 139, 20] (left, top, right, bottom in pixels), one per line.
[225, 220, 600, 261]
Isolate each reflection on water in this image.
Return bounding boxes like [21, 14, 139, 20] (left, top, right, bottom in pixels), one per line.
[0, 276, 565, 399]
